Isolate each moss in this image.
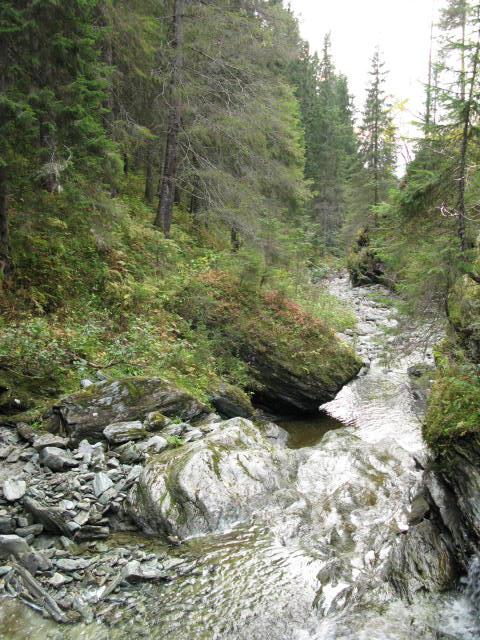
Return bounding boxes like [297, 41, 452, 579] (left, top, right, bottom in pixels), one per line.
[147, 412, 170, 431]
[209, 445, 223, 480]
[447, 276, 480, 361]
[423, 348, 480, 450]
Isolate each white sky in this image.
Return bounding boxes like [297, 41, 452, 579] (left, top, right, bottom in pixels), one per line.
[288, 0, 446, 164]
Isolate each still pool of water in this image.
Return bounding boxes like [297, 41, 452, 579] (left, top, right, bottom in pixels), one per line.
[279, 414, 346, 449]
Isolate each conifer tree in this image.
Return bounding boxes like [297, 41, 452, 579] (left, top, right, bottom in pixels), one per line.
[0, 0, 110, 281]
[293, 34, 359, 250]
[359, 49, 397, 214]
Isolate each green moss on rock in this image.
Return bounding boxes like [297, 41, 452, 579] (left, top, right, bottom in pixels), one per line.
[173, 271, 362, 414]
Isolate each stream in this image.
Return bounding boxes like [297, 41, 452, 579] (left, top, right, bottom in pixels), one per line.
[1, 273, 479, 639]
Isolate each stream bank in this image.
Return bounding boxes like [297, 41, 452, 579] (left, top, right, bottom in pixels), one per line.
[0, 273, 478, 639]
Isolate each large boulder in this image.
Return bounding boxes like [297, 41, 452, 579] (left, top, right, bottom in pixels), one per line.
[251, 350, 361, 415]
[173, 271, 362, 416]
[47, 378, 208, 443]
[210, 383, 254, 419]
[128, 417, 297, 538]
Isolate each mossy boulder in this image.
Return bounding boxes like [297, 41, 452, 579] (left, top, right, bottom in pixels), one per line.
[47, 377, 208, 443]
[347, 227, 386, 287]
[173, 271, 362, 416]
[210, 382, 254, 418]
[128, 417, 296, 538]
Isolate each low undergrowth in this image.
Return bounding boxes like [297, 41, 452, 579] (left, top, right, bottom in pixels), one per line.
[424, 344, 480, 450]
[0, 174, 356, 413]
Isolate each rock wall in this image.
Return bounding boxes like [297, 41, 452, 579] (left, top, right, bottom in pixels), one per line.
[388, 438, 480, 600]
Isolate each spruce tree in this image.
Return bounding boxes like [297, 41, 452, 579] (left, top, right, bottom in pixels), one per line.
[359, 49, 397, 214]
[0, 0, 110, 281]
[293, 34, 360, 251]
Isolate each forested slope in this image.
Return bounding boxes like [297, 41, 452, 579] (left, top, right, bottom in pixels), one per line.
[0, 0, 365, 416]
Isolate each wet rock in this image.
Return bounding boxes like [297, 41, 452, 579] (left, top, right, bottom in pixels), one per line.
[32, 434, 69, 451]
[3, 479, 27, 502]
[93, 472, 113, 497]
[407, 493, 430, 525]
[0, 534, 31, 558]
[262, 422, 288, 446]
[48, 378, 208, 443]
[103, 421, 147, 445]
[389, 520, 460, 600]
[39, 447, 78, 472]
[129, 417, 295, 538]
[74, 525, 109, 542]
[122, 559, 167, 583]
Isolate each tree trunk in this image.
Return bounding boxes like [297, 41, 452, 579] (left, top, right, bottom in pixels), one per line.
[123, 152, 129, 176]
[144, 143, 155, 204]
[155, 0, 184, 238]
[231, 226, 240, 252]
[0, 165, 11, 282]
[174, 186, 181, 206]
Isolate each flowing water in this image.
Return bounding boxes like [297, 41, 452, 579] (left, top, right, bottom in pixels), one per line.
[1, 273, 479, 639]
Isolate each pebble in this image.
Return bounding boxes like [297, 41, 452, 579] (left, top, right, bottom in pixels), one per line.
[0, 416, 195, 625]
[93, 472, 113, 497]
[3, 479, 27, 502]
[48, 572, 73, 587]
[33, 434, 69, 451]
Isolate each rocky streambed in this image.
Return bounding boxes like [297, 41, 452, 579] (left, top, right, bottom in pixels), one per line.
[0, 274, 479, 639]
